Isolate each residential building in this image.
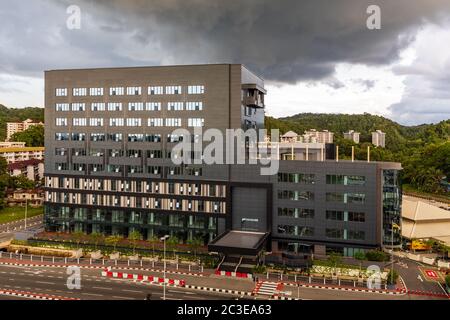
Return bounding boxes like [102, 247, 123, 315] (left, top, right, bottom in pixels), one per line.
[8, 159, 44, 181]
[43, 64, 402, 270]
[0, 141, 26, 148]
[304, 129, 334, 144]
[0, 147, 45, 163]
[343, 130, 360, 144]
[372, 130, 386, 148]
[6, 188, 44, 207]
[6, 119, 43, 141]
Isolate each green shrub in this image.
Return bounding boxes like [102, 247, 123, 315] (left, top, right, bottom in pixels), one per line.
[387, 269, 399, 285]
[365, 250, 389, 262]
[445, 275, 450, 288]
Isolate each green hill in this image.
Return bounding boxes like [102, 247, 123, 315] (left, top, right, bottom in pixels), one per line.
[266, 113, 450, 197]
[0, 104, 44, 141]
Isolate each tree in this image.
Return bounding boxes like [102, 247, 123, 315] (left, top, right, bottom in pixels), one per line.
[187, 237, 204, 258]
[445, 275, 450, 291]
[105, 235, 122, 252]
[90, 232, 103, 250]
[327, 252, 342, 275]
[167, 236, 180, 258]
[354, 251, 366, 275]
[73, 231, 85, 249]
[387, 269, 399, 285]
[128, 230, 142, 255]
[147, 235, 159, 257]
[10, 124, 44, 147]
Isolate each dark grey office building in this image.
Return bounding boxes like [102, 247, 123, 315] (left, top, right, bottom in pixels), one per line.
[44, 64, 402, 269]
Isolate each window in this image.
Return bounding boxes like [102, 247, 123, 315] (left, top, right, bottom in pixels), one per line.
[167, 134, 183, 143]
[278, 208, 315, 219]
[89, 88, 104, 96]
[109, 118, 124, 126]
[126, 118, 142, 126]
[73, 88, 87, 96]
[127, 150, 142, 158]
[186, 102, 203, 111]
[89, 118, 104, 126]
[326, 210, 344, 221]
[56, 88, 67, 96]
[126, 86, 141, 95]
[277, 225, 314, 237]
[73, 118, 87, 126]
[148, 86, 163, 95]
[128, 102, 144, 111]
[108, 133, 123, 142]
[128, 134, 144, 142]
[55, 163, 69, 171]
[90, 149, 104, 157]
[146, 102, 161, 111]
[72, 163, 86, 172]
[109, 149, 123, 157]
[167, 102, 183, 111]
[147, 150, 163, 159]
[165, 118, 181, 127]
[167, 166, 182, 176]
[71, 103, 86, 111]
[277, 190, 314, 201]
[186, 167, 202, 176]
[278, 173, 315, 184]
[55, 148, 67, 156]
[326, 175, 366, 186]
[166, 86, 182, 94]
[349, 212, 365, 222]
[90, 133, 106, 142]
[107, 165, 122, 173]
[91, 103, 106, 111]
[326, 193, 365, 204]
[147, 166, 162, 175]
[71, 133, 85, 141]
[148, 118, 164, 127]
[145, 134, 162, 142]
[55, 133, 69, 141]
[326, 228, 345, 239]
[56, 118, 67, 126]
[188, 85, 205, 94]
[107, 103, 122, 111]
[188, 118, 204, 127]
[55, 103, 69, 111]
[109, 87, 124, 96]
[72, 148, 86, 156]
[348, 230, 365, 240]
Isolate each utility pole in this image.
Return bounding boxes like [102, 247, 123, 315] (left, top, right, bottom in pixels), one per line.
[160, 235, 170, 300]
[24, 199, 28, 230]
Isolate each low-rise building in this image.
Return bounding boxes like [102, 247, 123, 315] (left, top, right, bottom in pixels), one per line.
[303, 129, 334, 144]
[343, 130, 360, 144]
[8, 159, 44, 181]
[6, 119, 43, 141]
[6, 188, 44, 207]
[0, 141, 26, 148]
[372, 130, 386, 148]
[0, 147, 45, 163]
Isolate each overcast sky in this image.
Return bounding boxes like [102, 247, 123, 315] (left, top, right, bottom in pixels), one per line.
[0, 0, 449, 125]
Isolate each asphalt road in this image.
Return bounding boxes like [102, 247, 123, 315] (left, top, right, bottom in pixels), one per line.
[0, 215, 43, 234]
[395, 256, 448, 298]
[0, 264, 235, 300]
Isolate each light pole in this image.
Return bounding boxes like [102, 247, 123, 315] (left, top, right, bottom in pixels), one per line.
[24, 199, 27, 230]
[160, 235, 170, 300]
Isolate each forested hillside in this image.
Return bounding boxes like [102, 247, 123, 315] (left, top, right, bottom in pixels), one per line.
[0, 104, 44, 141]
[265, 113, 450, 196]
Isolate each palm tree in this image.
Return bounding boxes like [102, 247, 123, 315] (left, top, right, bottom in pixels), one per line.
[90, 232, 103, 250]
[147, 235, 159, 257]
[105, 235, 122, 252]
[73, 230, 85, 249]
[128, 230, 142, 255]
[187, 237, 203, 258]
[167, 236, 180, 258]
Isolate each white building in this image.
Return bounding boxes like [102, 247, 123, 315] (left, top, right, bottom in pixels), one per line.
[372, 130, 386, 148]
[304, 129, 334, 144]
[343, 130, 360, 144]
[6, 119, 43, 141]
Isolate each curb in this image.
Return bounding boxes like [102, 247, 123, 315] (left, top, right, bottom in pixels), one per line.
[0, 288, 78, 300]
[407, 290, 450, 298]
[0, 261, 204, 276]
[270, 280, 406, 295]
[101, 269, 186, 287]
[215, 270, 253, 279]
[184, 285, 253, 297]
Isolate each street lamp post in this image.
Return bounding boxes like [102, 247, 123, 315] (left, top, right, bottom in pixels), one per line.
[24, 199, 27, 230]
[160, 235, 170, 300]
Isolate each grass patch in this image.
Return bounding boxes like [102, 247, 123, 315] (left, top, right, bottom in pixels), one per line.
[403, 184, 450, 203]
[0, 206, 43, 224]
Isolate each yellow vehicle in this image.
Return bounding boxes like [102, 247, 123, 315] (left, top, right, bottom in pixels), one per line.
[409, 240, 432, 251]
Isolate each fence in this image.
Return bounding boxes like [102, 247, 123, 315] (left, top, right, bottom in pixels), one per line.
[0, 251, 204, 273]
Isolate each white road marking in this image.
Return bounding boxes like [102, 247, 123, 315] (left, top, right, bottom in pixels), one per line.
[417, 275, 424, 282]
[81, 293, 103, 297]
[35, 281, 56, 285]
[122, 289, 142, 293]
[92, 286, 113, 290]
[169, 290, 195, 295]
[112, 296, 135, 300]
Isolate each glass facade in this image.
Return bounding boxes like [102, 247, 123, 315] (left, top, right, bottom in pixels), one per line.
[382, 169, 402, 246]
